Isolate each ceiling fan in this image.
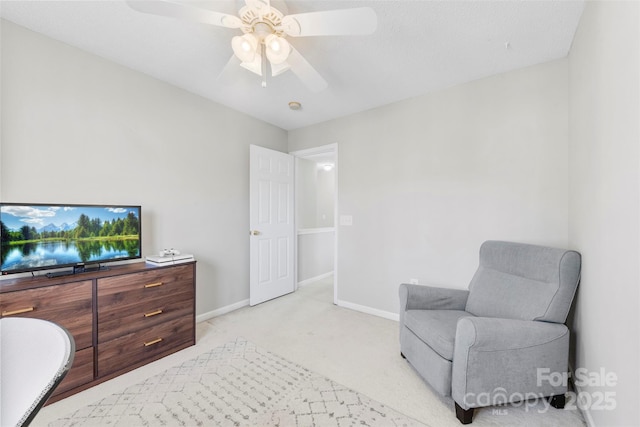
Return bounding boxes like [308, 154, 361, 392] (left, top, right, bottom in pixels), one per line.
[127, 0, 377, 92]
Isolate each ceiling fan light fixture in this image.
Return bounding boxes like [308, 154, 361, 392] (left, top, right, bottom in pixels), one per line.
[128, 0, 379, 92]
[232, 34, 258, 63]
[271, 61, 291, 76]
[267, 34, 281, 51]
[240, 54, 263, 76]
[265, 34, 291, 64]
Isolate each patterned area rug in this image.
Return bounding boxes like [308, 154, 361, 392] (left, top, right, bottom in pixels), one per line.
[50, 338, 426, 426]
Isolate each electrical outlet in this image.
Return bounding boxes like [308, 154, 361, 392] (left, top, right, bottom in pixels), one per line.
[339, 215, 353, 226]
[409, 278, 419, 284]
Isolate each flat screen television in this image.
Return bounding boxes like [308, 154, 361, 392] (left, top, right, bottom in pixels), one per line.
[1, 203, 141, 276]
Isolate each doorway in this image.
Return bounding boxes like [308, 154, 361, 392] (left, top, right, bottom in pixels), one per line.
[291, 144, 338, 304]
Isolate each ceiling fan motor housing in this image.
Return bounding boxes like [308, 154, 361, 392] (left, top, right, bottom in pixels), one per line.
[239, 2, 286, 39]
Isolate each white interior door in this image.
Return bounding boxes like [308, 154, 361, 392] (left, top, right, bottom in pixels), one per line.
[249, 145, 295, 306]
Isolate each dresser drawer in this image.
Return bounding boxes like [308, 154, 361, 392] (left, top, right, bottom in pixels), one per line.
[0, 280, 93, 349]
[97, 316, 194, 377]
[98, 295, 193, 343]
[53, 346, 95, 396]
[97, 264, 194, 313]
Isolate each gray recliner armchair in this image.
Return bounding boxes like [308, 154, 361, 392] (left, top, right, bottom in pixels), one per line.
[399, 240, 581, 424]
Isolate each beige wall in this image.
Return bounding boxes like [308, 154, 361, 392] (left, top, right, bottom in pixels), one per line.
[297, 231, 334, 283]
[568, 1, 640, 425]
[289, 59, 570, 316]
[0, 20, 289, 315]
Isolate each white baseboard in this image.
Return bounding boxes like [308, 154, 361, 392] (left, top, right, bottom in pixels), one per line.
[196, 299, 249, 323]
[194, 283, 399, 326]
[298, 271, 334, 287]
[337, 299, 399, 322]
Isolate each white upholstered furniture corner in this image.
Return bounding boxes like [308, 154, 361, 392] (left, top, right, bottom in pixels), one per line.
[1, 317, 75, 427]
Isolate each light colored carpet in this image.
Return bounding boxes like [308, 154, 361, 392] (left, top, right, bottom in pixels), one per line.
[35, 277, 586, 427]
[49, 338, 426, 427]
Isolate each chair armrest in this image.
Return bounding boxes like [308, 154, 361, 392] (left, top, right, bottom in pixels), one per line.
[452, 317, 569, 409]
[455, 317, 568, 351]
[398, 284, 469, 337]
[399, 283, 469, 312]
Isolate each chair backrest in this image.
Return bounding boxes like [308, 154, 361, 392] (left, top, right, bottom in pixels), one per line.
[465, 241, 581, 323]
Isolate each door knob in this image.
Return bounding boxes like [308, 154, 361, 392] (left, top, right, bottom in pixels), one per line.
[250, 230, 261, 236]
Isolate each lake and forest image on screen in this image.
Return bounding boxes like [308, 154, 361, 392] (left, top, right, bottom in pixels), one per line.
[1, 204, 141, 273]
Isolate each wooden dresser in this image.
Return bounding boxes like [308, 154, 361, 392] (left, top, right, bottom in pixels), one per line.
[0, 261, 196, 402]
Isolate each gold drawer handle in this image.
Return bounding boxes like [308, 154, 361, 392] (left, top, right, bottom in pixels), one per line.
[144, 309, 163, 318]
[2, 307, 35, 316]
[144, 338, 163, 347]
[144, 282, 163, 288]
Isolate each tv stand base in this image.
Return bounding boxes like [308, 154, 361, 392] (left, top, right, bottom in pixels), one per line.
[46, 264, 109, 278]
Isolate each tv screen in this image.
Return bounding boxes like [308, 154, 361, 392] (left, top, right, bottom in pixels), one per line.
[1, 203, 141, 276]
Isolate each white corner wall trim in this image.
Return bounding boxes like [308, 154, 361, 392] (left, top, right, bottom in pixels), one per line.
[568, 365, 596, 427]
[196, 299, 250, 323]
[337, 299, 399, 322]
[298, 271, 334, 287]
[297, 227, 335, 235]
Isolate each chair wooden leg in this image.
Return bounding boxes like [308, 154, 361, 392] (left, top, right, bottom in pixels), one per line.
[455, 402, 474, 424]
[548, 394, 566, 409]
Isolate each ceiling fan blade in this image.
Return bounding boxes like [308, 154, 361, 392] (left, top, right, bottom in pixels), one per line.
[287, 47, 328, 92]
[281, 7, 377, 37]
[217, 55, 242, 85]
[126, 0, 242, 29]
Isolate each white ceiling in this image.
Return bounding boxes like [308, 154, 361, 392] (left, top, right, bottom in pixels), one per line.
[1, 0, 585, 130]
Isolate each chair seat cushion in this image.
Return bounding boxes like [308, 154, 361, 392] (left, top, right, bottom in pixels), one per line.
[404, 310, 474, 360]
